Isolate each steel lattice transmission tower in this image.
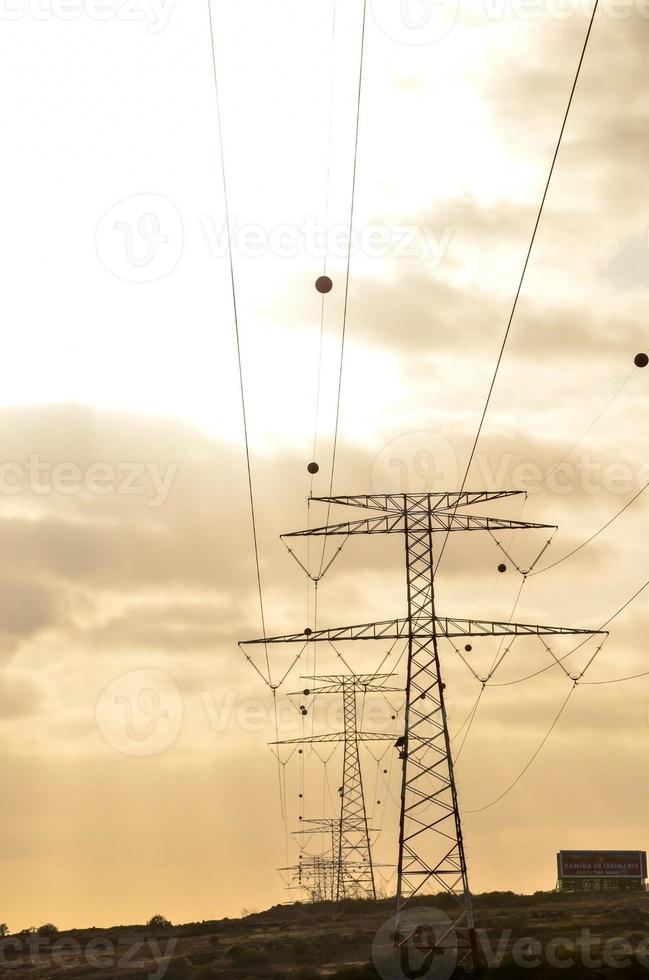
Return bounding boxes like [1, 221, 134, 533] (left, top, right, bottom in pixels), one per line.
[242, 491, 606, 969]
[290, 819, 341, 903]
[285, 818, 392, 903]
[280, 852, 333, 903]
[272, 674, 399, 901]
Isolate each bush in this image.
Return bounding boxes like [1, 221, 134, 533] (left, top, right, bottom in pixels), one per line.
[147, 914, 172, 930]
[226, 944, 268, 967]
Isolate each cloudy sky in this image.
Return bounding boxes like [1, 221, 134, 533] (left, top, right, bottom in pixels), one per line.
[1, 0, 649, 932]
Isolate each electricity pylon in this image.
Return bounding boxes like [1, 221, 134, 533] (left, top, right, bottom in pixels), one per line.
[281, 853, 334, 903]
[288, 818, 395, 903]
[241, 491, 607, 969]
[291, 818, 341, 902]
[272, 673, 399, 900]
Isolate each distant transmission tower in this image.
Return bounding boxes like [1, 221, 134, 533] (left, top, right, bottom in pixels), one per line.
[291, 818, 340, 902]
[287, 817, 394, 904]
[272, 673, 399, 900]
[281, 851, 333, 903]
[242, 491, 606, 968]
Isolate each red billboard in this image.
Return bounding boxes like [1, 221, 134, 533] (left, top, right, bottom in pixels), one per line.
[557, 851, 648, 879]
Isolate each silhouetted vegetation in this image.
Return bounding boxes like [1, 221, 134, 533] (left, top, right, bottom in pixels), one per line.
[146, 913, 172, 929]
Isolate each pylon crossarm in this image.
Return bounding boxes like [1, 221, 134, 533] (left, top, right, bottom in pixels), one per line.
[283, 513, 554, 539]
[437, 618, 607, 638]
[302, 672, 397, 683]
[242, 617, 606, 646]
[310, 491, 526, 512]
[291, 683, 402, 696]
[241, 619, 406, 645]
[282, 862, 387, 870]
[293, 827, 380, 836]
[270, 731, 394, 746]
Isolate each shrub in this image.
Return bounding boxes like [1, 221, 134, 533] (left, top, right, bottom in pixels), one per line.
[147, 914, 172, 930]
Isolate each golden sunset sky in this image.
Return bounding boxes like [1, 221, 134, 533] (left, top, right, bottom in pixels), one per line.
[1, 0, 649, 932]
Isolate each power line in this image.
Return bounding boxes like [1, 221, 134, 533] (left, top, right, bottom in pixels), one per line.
[530, 479, 649, 577]
[435, 0, 600, 573]
[582, 669, 649, 686]
[487, 573, 649, 689]
[311, 0, 338, 474]
[540, 366, 637, 490]
[486, 630, 603, 689]
[207, 0, 270, 684]
[578, 576, 649, 684]
[327, 0, 368, 501]
[460, 0, 600, 489]
[307, 3, 341, 729]
[464, 571, 649, 810]
[466, 685, 575, 814]
[315, 0, 369, 577]
[449, 534, 552, 757]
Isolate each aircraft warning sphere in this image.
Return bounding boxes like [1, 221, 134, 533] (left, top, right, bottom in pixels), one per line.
[465, 644, 472, 652]
[635, 353, 649, 368]
[315, 275, 333, 294]
[307, 462, 320, 475]
[498, 563, 507, 573]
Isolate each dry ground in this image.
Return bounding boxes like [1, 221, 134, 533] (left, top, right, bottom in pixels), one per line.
[4, 890, 649, 979]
